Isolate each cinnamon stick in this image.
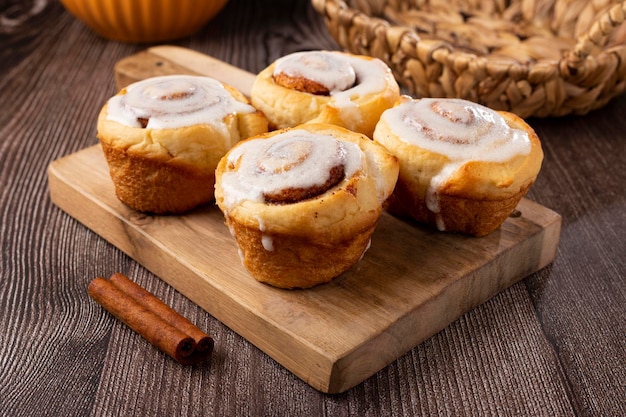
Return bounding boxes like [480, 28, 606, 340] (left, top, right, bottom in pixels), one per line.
[109, 272, 214, 352]
[88, 274, 213, 365]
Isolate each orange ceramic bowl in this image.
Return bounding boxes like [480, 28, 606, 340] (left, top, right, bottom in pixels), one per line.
[60, 0, 229, 43]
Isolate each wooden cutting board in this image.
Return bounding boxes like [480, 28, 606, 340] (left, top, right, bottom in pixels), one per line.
[47, 46, 562, 394]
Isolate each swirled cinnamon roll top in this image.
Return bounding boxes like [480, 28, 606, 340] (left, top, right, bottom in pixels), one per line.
[219, 129, 363, 209]
[376, 97, 543, 199]
[98, 75, 269, 169]
[272, 50, 357, 95]
[255, 142, 346, 204]
[373, 97, 543, 235]
[250, 50, 400, 137]
[215, 123, 399, 236]
[384, 98, 532, 162]
[106, 75, 259, 130]
[215, 123, 400, 287]
[96, 75, 269, 214]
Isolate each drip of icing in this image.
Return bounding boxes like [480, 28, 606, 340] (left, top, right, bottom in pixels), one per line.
[255, 216, 274, 251]
[261, 235, 274, 251]
[220, 129, 363, 210]
[358, 239, 372, 262]
[256, 215, 266, 232]
[381, 98, 532, 231]
[106, 75, 256, 129]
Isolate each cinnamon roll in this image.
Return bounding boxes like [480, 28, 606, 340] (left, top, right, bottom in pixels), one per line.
[97, 75, 268, 214]
[373, 97, 543, 237]
[214, 123, 399, 288]
[250, 50, 400, 137]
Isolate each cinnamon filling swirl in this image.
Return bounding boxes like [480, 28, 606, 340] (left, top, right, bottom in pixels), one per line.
[263, 165, 345, 204]
[272, 51, 357, 95]
[257, 138, 346, 203]
[220, 129, 362, 209]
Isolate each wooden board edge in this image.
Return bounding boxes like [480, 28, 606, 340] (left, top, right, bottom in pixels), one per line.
[46, 146, 562, 394]
[326, 207, 561, 393]
[53, 38, 566, 390]
[46, 147, 338, 393]
[114, 45, 256, 95]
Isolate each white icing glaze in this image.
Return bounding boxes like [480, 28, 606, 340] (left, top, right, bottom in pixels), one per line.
[383, 98, 531, 162]
[261, 235, 274, 251]
[273, 51, 390, 125]
[256, 215, 266, 232]
[220, 129, 363, 210]
[274, 50, 356, 92]
[381, 98, 532, 231]
[106, 75, 256, 129]
[358, 238, 372, 262]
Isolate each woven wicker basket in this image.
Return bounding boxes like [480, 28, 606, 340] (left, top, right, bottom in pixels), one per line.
[312, 0, 626, 118]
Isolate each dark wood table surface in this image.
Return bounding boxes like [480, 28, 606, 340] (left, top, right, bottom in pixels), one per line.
[1, 0, 624, 416]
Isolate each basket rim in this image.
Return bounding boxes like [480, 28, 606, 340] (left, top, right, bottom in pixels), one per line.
[313, 0, 626, 67]
[312, 0, 626, 117]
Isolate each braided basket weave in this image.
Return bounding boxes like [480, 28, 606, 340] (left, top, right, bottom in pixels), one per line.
[312, 0, 626, 118]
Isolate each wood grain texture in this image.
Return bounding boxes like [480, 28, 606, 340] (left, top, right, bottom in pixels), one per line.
[114, 46, 256, 94]
[47, 142, 560, 393]
[0, 0, 624, 415]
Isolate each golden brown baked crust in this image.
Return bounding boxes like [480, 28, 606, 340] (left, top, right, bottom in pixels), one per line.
[97, 76, 268, 214]
[214, 123, 399, 288]
[385, 178, 532, 237]
[99, 141, 217, 214]
[250, 50, 400, 137]
[226, 217, 379, 289]
[373, 97, 543, 237]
